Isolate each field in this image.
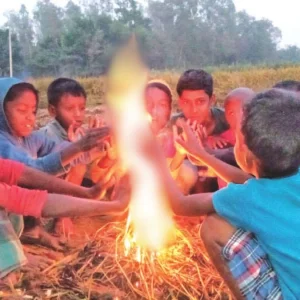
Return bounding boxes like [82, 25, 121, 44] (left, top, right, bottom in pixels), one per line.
[31, 65, 300, 110]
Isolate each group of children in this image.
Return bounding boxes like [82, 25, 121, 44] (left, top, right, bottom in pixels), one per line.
[0, 71, 299, 299]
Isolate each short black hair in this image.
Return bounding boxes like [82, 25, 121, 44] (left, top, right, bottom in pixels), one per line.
[146, 82, 172, 106]
[273, 80, 300, 92]
[242, 89, 300, 178]
[47, 78, 87, 107]
[5, 82, 39, 104]
[176, 69, 213, 97]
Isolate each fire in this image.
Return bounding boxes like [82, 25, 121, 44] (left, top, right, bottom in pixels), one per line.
[106, 37, 175, 253]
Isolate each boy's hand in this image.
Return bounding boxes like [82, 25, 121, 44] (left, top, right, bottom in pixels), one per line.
[111, 174, 131, 210]
[88, 114, 106, 129]
[173, 119, 204, 156]
[68, 123, 86, 142]
[75, 127, 110, 152]
[206, 136, 228, 149]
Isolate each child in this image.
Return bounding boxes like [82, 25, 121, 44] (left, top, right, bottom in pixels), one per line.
[145, 79, 198, 195]
[146, 88, 300, 299]
[39, 78, 90, 186]
[40, 77, 86, 144]
[0, 158, 129, 283]
[211, 87, 255, 188]
[174, 69, 230, 149]
[0, 77, 110, 247]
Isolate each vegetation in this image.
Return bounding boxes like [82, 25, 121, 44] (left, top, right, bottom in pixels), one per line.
[32, 65, 300, 108]
[1, 0, 300, 77]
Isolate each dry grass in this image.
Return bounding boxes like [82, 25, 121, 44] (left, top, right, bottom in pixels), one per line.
[1, 218, 231, 300]
[31, 66, 300, 109]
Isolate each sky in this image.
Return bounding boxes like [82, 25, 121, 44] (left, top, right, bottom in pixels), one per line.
[0, 0, 299, 48]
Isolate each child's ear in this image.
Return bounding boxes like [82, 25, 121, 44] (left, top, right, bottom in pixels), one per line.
[210, 94, 216, 106]
[48, 104, 56, 117]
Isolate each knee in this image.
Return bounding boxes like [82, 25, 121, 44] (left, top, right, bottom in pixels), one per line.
[201, 214, 237, 248]
[200, 214, 219, 245]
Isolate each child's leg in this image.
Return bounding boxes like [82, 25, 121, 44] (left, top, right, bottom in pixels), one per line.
[0, 210, 27, 281]
[201, 214, 282, 300]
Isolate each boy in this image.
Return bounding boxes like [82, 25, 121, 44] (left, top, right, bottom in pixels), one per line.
[40, 78, 86, 144]
[212, 87, 255, 188]
[174, 69, 229, 149]
[0, 158, 129, 283]
[145, 89, 300, 299]
[173, 69, 230, 192]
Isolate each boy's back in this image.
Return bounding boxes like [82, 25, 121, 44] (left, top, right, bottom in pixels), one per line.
[213, 172, 300, 299]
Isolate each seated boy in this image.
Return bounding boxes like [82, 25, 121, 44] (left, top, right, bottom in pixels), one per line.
[0, 158, 129, 284]
[211, 87, 254, 188]
[145, 89, 300, 299]
[39, 78, 89, 186]
[172, 69, 230, 192]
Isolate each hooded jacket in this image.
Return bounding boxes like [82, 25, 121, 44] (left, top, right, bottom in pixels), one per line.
[0, 78, 66, 175]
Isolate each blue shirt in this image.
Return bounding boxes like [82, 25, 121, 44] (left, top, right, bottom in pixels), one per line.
[213, 171, 300, 300]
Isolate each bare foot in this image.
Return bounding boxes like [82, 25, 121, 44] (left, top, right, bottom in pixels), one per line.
[54, 218, 74, 237]
[21, 226, 66, 251]
[24, 253, 54, 271]
[0, 270, 21, 288]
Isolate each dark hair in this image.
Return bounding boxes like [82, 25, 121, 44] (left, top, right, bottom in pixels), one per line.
[273, 80, 300, 92]
[47, 78, 87, 107]
[176, 69, 213, 97]
[242, 89, 300, 178]
[5, 82, 39, 104]
[146, 82, 172, 106]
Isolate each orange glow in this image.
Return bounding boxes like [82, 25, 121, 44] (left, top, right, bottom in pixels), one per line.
[107, 37, 175, 253]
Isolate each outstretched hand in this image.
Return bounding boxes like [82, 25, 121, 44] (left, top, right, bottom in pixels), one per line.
[173, 118, 204, 156]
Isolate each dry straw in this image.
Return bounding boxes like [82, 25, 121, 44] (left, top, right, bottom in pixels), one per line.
[2, 219, 232, 299]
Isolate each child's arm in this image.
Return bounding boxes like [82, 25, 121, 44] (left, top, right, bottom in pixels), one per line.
[17, 164, 104, 199]
[0, 177, 129, 218]
[142, 130, 215, 217]
[175, 120, 252, 184]
[60, 127, 110, 165]
[41, 179, 129, 218]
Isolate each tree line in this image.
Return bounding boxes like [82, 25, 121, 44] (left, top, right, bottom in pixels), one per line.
[1, 0, 300, 77]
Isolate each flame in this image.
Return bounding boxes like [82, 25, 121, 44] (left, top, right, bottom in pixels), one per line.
[107, 37, 175, 253]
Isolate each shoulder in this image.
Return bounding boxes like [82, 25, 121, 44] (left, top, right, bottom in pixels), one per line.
[212, 107, 225, 116]
[213, 178, 258, 204]
[211, 107, 229, 135]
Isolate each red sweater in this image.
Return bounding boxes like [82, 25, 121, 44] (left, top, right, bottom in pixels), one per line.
[0, 159, 47, 217]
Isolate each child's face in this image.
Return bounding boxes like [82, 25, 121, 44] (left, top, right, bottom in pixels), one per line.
[5, 90, 37, 137]
[179, 90, 214, 124]
[50, 94, 86, 130]
[145, 87, 171, 134]
[224, 98, 242, 130]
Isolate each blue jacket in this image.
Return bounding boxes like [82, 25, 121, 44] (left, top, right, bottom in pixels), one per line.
[0, 78, 66, 175]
